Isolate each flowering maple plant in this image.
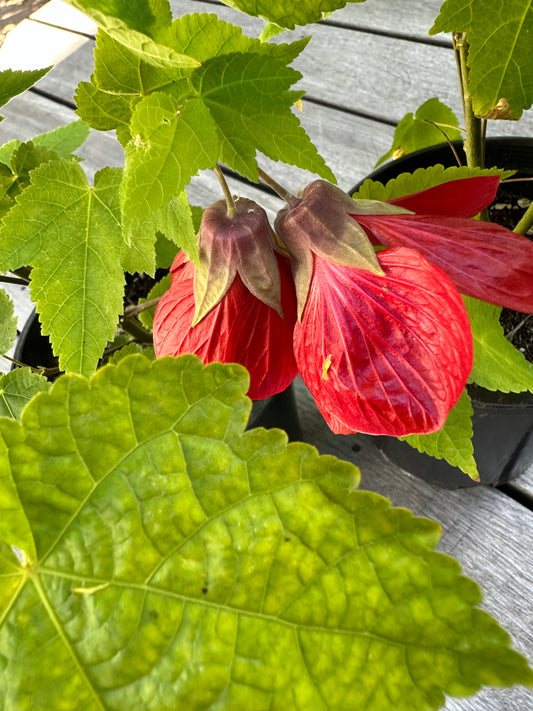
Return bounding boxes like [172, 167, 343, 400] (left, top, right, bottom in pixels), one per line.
[1, 1, 533, 708]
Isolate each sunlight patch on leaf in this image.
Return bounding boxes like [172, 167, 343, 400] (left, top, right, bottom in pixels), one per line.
[219, 0, 367, 29]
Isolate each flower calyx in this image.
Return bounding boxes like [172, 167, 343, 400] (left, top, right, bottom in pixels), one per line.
[275, 180, 411, 319]
[193, 197, 283, 325]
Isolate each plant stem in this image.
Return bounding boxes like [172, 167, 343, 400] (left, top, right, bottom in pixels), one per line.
[514, 200, 533, 235]
[120, 317, 153, 344]
[454, 33, 484, 169]
[214, 165, 237, 217]
[123, 297, 161, 320]
[0, 275, 29, 286]
[257, 167, 297, 204]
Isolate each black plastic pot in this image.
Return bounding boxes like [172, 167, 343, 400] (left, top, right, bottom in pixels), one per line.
[351, 137, 533, 488]
[14, 310, 301, 441]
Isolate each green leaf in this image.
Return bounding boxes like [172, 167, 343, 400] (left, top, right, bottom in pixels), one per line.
[121, 92, 219, 228]
[0, 353, 531, 708]
[31, 119, 91, 157]
[219, 0, 367, 29]
[430, 0, 533, 119]
[353, 164, 512, 201]
[0, 288, 17, 354]
[76, 15, 308, 141]
[0, 368, 50, 419]
[9, 141, 62, 195]
[464, 296, 533, 392]
[75, 81, 135, 138]
[375, 98, 462, 167]
[138, 271, 171, 329]
[64, 0, 200, 70]
[107, 341, 155, 364]
[260, 21, 286, 42]
[0, 120, 90, 166]
[166, 13, 309, 65]
[0, 67, 52, 112]
[191, 51, 335, 181]
[0, 160, 125, 377]
[124, 190, 198, 273]
[400, 390, 477, 479]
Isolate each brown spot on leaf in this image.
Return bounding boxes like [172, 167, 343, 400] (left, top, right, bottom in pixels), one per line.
[481, 98, 517, 121]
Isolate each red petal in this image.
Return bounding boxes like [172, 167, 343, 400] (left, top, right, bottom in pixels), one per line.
[355, 213, 533, 312]
[294, 248, 472, 436]
[386, 176, 500, 217]
[153, 255, 298, 400]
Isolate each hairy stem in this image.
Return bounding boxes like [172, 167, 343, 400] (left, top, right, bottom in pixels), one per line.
[257, 167, 297, 204]
[214, 165, 237, 217]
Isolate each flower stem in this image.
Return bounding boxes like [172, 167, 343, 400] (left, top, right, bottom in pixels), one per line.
[214, 165, 237, 217]
[514, 200, 533, 235]
[257, 167, 297, 204]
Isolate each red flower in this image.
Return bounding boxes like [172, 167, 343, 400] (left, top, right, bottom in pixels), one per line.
[292, 247, 472, 435]
[275, 179, 473, 436]
[351, 176, 533, 313]
[153, 198, 298, 400]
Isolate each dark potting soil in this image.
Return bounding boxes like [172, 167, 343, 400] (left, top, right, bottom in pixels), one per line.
[488, 183, 533, 363]
[124, 269, 168, 307]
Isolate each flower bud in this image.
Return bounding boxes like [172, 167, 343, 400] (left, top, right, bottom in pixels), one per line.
[153, 198, 298, 400]
[275, 180, 409, 319]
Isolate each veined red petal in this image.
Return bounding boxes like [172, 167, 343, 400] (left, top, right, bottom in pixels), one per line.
[294, 247, 472, 436]
[355, 213, 533, 312]
[153, 255, 298, 400]
[385, 176, 500, 217]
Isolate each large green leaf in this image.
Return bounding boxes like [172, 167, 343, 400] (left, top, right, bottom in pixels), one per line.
[430, 0, 533, 119]
[0, 288, 17, 354]
[464, 296, 533, 392]
[0, 368, 50, 419]
[0, 67, 52, 114]
[375, 98, 462, 167]
[220, 0, 367, 29]
[64, 0, 200, 69]
[0, 354, 531, 709]
[400, 390, 477, 478]
[0, 160, 125, 377]
[76, 14, 309, 143]
[191, 51, 335, 182]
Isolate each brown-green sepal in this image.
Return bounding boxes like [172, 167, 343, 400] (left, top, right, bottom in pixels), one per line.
[193, 197, 282, 325]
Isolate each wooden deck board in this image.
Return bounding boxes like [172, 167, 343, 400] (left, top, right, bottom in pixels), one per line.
[0, 3, 532, 707]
